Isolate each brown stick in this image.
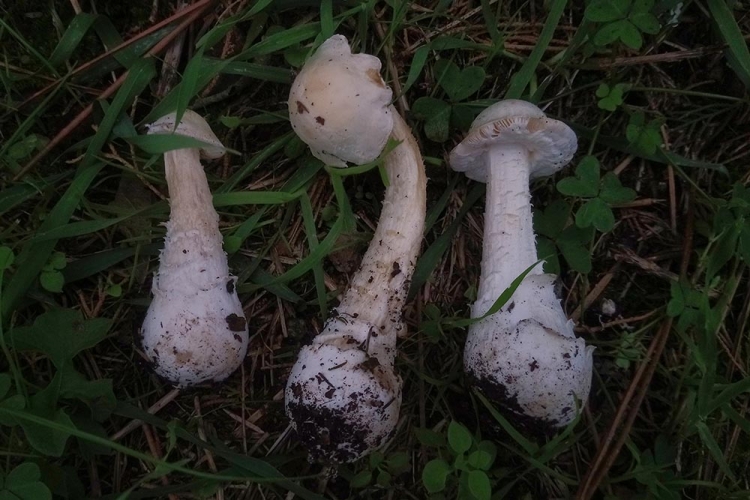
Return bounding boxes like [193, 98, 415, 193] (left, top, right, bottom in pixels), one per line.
[575, 193, 694, 499]
[576, 318, 673, 500]
[14, 0, 217, 181]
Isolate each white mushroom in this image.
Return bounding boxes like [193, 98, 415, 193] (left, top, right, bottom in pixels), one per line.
[141, 110, 249, 388]
[288, 35, 393, 168]
[449, 99, 594, 429]
[285, 35, 426, 463]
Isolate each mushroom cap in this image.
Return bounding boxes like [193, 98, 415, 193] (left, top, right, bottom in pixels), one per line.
[147, 109, 225, 160]
[449, 99, 577, 182]
[288, 34, 394, 167]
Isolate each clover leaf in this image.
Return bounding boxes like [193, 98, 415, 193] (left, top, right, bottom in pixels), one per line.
[0, 462, 52, 500]
[557, 156, 637, 234]
[556, 156, 600, 198]
[585, 0, 661, 50]
[596, 83, 630, 111]
[534, 200, 594, 274]
[40, 251, 67, 293]
[626, 111, 663, 155]
[412, 60, 484, 142]
[434, 60, 485, 102]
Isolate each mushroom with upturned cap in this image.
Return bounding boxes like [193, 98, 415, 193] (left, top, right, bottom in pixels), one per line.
[141, 110, 249, 388]
[448, 99, 593, 429]
[284, 35, 426, 463]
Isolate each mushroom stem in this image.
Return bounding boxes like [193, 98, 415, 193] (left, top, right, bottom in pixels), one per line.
[476, 143, 541, 315]
[285, 111, 425, 464]
[164, 148, 222, 237]
[336, 110, 426, 346]
[160, 148, 223, 267]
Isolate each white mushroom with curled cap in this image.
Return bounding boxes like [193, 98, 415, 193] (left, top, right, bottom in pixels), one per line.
[285, 35, 426, 463]
[140, 110, 249, 388]
[449, 99, 594, 429]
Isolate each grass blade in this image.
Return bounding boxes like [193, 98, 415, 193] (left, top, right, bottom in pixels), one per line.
[1, 162, 104, 318]
[300, 194, 329, 316]
[707, 0, 750, 88]
[48, 13, 98, 67]
[504, 0, 567, 99]
[408, 183, 484, 300]
[213, 190, 304, 207]
[2, 58, 155, 317]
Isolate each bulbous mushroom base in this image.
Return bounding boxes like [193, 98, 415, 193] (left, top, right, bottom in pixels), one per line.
[465, 276, 593, 429]
[285, 317, 401, 463]
[141, 279, 249, 388]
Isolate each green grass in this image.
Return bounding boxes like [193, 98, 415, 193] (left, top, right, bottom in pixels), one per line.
[2, 0, 750, 499]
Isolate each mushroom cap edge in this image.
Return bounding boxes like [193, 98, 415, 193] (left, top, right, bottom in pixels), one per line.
[448, 99, 577, 183]
[147, 109, 225, 160]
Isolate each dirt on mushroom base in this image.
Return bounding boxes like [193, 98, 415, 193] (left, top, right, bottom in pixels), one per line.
[286, 382, 396, 463]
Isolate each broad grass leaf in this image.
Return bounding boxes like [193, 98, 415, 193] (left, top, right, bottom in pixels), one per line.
[0, 173, 70, 217]
[695, 421, 736, 482]
[0, 247, 14, 270]
[48, 13, 98, 67]
[238, 23, 320, 60]
[706, 222, 741, 284]
[505, 0, 566, 99]
[707, 0, 750, 89]
[473, 391, 538, 455]
[403, 46, 430, 95]
[0, 374, 10, 400]
[1, 162, 103, 318]
[222, 61, 292, 83]
[739, 225, 750, 264]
